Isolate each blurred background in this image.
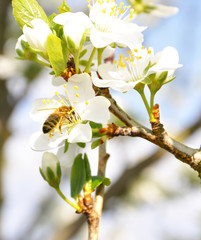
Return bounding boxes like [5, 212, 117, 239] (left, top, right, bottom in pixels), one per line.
[0, 0, 201, 239]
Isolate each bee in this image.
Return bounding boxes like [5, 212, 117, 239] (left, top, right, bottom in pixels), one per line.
[42, 106, 76, 134]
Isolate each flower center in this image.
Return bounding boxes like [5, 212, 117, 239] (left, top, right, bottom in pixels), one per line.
[88, 0, 135, 33]
[113, 46, 153, 82]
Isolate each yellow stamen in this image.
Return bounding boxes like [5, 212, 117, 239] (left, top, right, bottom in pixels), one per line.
[76, 93, 79, 98]
[134, 49, 138, 53]
[42, 100, 46, 103]
[85, 101, 89, 105]
[74, 85, 78, 90]
[55, 91, 59, 95]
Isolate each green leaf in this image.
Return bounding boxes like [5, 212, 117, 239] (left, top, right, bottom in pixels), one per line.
[89, 121, 102, 129]
[91, 176, 111, 190]
[56, 162, 62, 178]
[39, 168, 47, 181]
[71, 154, 86, 199]
[46, 167, 55, 180]
[91, 139, 101, 149]
[12, 0, 49, 29]
[79, 60, 88, 67]
[46, 34, 68, 77]
[157, 71, 168, 84]
[79, 49, 87, 58]
[164, 75, 176, 85]
[64, 139, 69, 153]
[83, 154, 91, 183]
[76, 142, 86, 148]
[141, 77, 152, 85]
[58, 0, 71, 13]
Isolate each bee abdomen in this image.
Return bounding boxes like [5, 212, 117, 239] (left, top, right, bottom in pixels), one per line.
[42, 114, 60, 134]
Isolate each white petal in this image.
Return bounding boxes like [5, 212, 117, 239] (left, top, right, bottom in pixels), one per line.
[92, 67, 135, 92]
[98, 63, 127, 81]
[81, 96, 110, 123]
[151, 47, 182, 73]
[56, 144, 78, 168]
[15, 34, 27, 51]
[52, 76, 66, 86]
[90, 27, 115, 48]
[30, 132, 66, 151]
[151, 5, 179, 17]
[54, 12, 92, 29]
[112, 22, 146, 49]
[30, 98, 61, 122]
[23, 19, 51, 53]
[42, 152, 59, 176]
[68, 123, 92, 143]
[66, 73, 95, 104]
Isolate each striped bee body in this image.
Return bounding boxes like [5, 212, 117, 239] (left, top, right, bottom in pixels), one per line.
[42, 106, 76, 134]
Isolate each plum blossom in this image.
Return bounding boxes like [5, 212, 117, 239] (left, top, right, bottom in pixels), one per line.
[22, 19, 52, 54]
[92, 45, 182, 92]
[88, 0, 146, 48]
[30, 73, 110, 151]
[129, 0, 178, 17]
[53, 12, 92, 49]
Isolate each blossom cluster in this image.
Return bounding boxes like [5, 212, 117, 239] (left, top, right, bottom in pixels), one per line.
[14, 0, 181, 185]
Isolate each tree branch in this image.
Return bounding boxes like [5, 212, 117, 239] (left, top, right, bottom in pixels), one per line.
[98, 89, 201, 177]
[52, 110, 201, 240]
[87, 142, 110, 240]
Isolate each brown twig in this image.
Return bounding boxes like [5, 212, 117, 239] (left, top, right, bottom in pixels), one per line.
[87, 143, 110, 240]
[97, 90, 201, 178]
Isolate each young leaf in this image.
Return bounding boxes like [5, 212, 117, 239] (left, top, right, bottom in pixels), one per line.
[58, 0, 71, 13]
[91, 176, 111, 190]
[46, 34, 68, 77]
[91, 139, 101, 149]
[70, 154, 86, 199]
[77, 142, 86, 148]
[12, 0, 49, 29]
[89, 121, 103, 129]
[83, 154, 91, 183]
[64, 139, 69, 153]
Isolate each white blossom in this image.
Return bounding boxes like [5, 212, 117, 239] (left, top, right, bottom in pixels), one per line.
[23, 19, 52, 54]
[53, 12, 92, 49]
[88, 0, 146, 48]
[130, 0, 178, 17]
[41, 152, 59, 178]
[92, 45, 182, 92]
[30, 73, 110, 151]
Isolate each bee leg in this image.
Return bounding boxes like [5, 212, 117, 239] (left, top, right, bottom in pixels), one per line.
[58, 117, 64, 134]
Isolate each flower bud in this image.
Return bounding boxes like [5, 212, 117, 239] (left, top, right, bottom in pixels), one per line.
[23, 19, 52, 55]
[40, 152, 61, 188]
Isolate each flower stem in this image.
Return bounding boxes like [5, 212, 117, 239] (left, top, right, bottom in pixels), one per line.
[55, 187, 81, 212]
[150, 92, 156, 110]
[74, 53, 80, 74]
[98, 48, 104, 66]
[84, 47, 97, 73]
[140, 91, 155, 122]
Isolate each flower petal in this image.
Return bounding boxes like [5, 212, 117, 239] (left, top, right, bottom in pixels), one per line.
[68, 123, 92, 143]
[81, 96, 110, 123]
[151, 5, 179, 17]
[66, 73, 95, 104]
[151, 47, 182, 73]
[30, 132, 66, 151]
[30, 98, 62, 122]
[56, 144, 78, 168]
